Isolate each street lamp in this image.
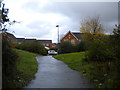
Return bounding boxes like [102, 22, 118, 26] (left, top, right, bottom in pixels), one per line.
[56, 25, 59, 44]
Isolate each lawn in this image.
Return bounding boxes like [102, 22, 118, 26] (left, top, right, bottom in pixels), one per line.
[13, 49, 38, 88]
[53, 52, 85, 71]
[53, 52, 114, 88]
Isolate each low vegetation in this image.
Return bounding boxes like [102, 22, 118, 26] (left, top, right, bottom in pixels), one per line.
[5, 48, 38, 88]
[2, 34, 19, 88]
[53, 52, 85, 71]
[14, 49, 38, 88]
[2, 33, 38, 88]
[16, 41, 48, 55]
[53, 51, 119, 88]
[58, 41, 86, 54]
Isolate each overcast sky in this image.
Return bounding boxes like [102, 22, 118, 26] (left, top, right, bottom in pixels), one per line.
[3, 0, 119, 43]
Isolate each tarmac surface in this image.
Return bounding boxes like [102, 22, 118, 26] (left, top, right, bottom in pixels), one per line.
[25, 56, 94, 88]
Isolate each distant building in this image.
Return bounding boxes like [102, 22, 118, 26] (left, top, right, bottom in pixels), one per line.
[16, 38, 25, 44]
[38, 40, 57, 49]
[5, 32, 56, 49]
[6, 32, 17, 43]
[24, 39, 36, 43]
[38, 40, 52, 46]
[60, 31, 83, 44]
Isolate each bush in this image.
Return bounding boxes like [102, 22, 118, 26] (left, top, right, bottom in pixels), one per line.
[58, 40, 86, 54]
[76, 40, 86, 52]
[2, 33, 19, 88]
[109, 24, 120, 87]
[58, 41, 74, 54]
[16, 41, 47, 55]
[83, 25, 120, 87]
[85, 34, 114, 62]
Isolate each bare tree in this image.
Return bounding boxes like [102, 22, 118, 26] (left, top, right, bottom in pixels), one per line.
[80, 17, 104, 34]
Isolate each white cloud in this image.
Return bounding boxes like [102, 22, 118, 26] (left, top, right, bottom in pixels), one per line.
[56, 0, 119, 2]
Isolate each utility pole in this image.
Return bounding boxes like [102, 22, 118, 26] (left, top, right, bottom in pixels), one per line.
[56, 25, 59, 44]
[118, 1, 120, 25]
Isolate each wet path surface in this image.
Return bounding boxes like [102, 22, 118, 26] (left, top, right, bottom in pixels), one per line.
[25, 56, 94, 88]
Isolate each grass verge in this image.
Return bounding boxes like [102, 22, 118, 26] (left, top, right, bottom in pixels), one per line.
[13, 49, 38, 88]
[53, 52, 85, 71]
[53, 52, 114, 88]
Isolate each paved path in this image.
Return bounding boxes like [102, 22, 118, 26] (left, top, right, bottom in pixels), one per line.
[25, 56, 94, 88]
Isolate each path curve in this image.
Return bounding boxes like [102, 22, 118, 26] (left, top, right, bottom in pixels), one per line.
[25, 56, 94, 88]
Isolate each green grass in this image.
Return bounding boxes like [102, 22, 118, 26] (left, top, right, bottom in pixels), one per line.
[16, 49, 38, 74]
[53, 52, 85, 71]
[53, 52, 115, 88]
[13, 49, 39, 88]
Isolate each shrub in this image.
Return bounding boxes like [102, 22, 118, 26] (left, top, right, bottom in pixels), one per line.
[2, 33, 19, 88]
[76, 40, 86, 52]
[109, 24, 120, 87]
[16, 41, 47, 55]
[85, 34, 114, 62]
[58, 40, 86, 54]
[83, 25, 120, 87]
[58, 41, 74, 54]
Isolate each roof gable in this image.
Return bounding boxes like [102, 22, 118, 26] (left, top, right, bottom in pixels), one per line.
[61, 31, 78, 41]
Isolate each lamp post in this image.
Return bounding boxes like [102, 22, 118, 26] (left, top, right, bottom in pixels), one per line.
[56, 25, 59, 44]
[118, 1, 120, 25]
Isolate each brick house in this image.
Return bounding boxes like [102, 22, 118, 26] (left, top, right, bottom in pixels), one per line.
[16, 38, 25, 44]
[6, 32, 56, 49]
[24, 39, 36, 43]
[38, 40, 52, 47]
[60, 31, 83, 44]
[6, 32, 17, 43]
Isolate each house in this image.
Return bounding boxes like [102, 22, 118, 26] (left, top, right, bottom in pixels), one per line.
[38, 40, 52, 47]
[16, 38, 25, 44]
[38, 40, 52, 49]
[5, 32, 17, 43]
[38, 40, 57, 49]
[24, 39, 36, 43]
[5, 32, 56, 49]
[60, 31, 83, 44]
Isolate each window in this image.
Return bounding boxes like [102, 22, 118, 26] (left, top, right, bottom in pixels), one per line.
[71, 40, 75, 44]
